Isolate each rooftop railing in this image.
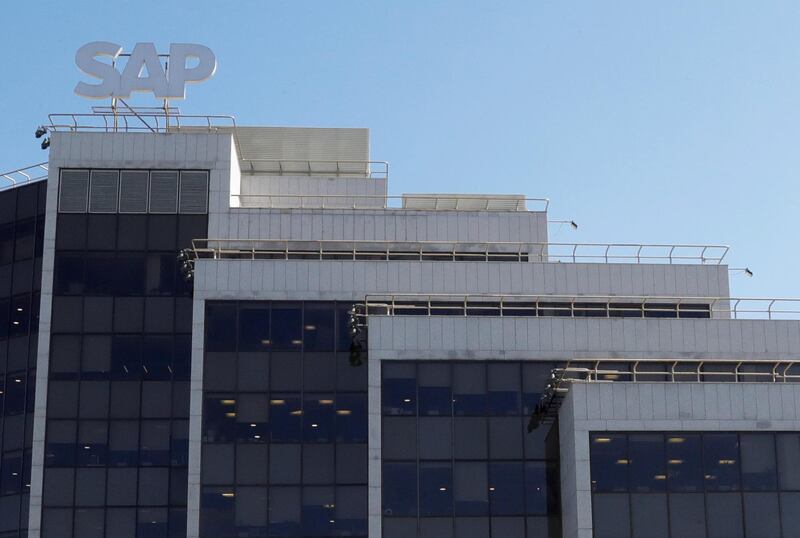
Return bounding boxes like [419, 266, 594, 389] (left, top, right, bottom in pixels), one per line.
[232, 193, 548, 211]
[240, 160, 389, 180]
[529, 358, 800, 429]
[47, 111, 237, 134]
[360, 293, 800, 320]
[190, 239, 727, 265]
[0, 162, 49, 192]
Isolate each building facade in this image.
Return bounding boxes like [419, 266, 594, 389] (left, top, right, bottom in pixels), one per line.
[0, 119, 798, 538]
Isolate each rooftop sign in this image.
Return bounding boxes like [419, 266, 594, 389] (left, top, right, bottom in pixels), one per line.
[74, 41, 216, 100]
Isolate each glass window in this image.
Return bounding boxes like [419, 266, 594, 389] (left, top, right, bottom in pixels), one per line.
[336, 393, 367, 443]
[74, 508, 104, 538]
[45, 420, 77, 467]
[525, 462, 548, 516]
[740, 434, 777, 490]
[114, 297, 144, 333]
[205, 303, 237, 352]
[419, 462, 453, 517]
[139, 468, 169, 506]
[235, 486, 268, 535]
[420, 517, 454, 538]
[238, 305, 270, 352]
[335, 486, 367, 536]
[489, 462, 524, 515]
[455, 517, 490, 538]
[42, 507, 74, 538]
[44, 468, 75, 506]
[489, 417, 523, 460]
[454, 417, 488, 460]
[81, 335, 112, 378]
[269, 444, 301, 485]
[666, 434, 703, 492]
[236, 444, 268, 485]
[200, 487, 235, 537]
[111, 336, 142, 380]
[77, 421, 108, 466]
[237, 352, 269, 391]
[418, 363, 451, 416]
[201, 444, 234, 485]
[302, 445, 334, 485]
[270, 352, 301, 392]
[304, 393, 335, 443]
[75, 468, 106, 506]
[109, 421, 139, 466]
[236, 393, 269, 442]
[109, 381, 141, 418]
[269, 486, 301, 536]
[630, 493, 668, 538]
[302, 303, 335, 351]
[204, 352, 236, 391]
[269, 394, 302, 442]
[455, 462, 488, 516]
[302, 486, 336, 536]
[703, 433, 740, 491]
[382, 417, 417, 461]
[743, 492, 780, 538]
[777, 433, 800, 490]
[668, 493, 706, 538]
[591, 433, 628, 492]
[488, 363, 520, 415]
[453, 363, 487, 415]
[107, 468, 138, 506]
[336, 444, 367, 485]
[303, 352, 336, 392]
[629, 434, 666, 492]
[592, 493, 630, 538]
[271, 304, 302, 350]
[139, 420, 170, 466]
[419, 417, 452, 460]
[706, 492, 743, 538]
[382, 363, 416, 416]
[383, 462, 417, 517]
[779, 492, 800, 538]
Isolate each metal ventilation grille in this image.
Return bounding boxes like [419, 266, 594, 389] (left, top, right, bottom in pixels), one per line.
[119, 170, 149, 213]
[179, 171, 209, 213]
[58, 170, 90, 213]
[149, 171, 179, 213]
[88, 170, 119, 213]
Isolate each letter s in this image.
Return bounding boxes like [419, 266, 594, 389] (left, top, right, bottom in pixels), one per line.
[74, 41, 123, 99]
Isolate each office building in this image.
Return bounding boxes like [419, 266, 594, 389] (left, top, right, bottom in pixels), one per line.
[1, 110, 799, 538]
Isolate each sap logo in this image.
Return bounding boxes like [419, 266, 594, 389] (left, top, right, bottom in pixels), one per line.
[74, 41, 217, 100]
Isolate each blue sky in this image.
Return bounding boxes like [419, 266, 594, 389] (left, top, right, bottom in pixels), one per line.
[2, 1, 799, 297]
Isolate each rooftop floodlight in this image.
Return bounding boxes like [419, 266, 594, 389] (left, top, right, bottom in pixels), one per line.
[35, 126, 47, 139]
[349, 340, 363, 367]
[41, 137, 50, 150]
[730, 267, 754, 277]
[548, 220, 579, 230]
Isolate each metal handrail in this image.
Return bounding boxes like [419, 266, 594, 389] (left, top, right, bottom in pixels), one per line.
[553, 358, 800, 383]
[361, 293, 800, 320]
[542, 243, 728, 264]
[47, 112, 237, 133]
[0, 162, 49, 192]
[232, 193, 548, 211]
[528, 358, 800, 430]
[191, 239, 728, 264]
[240, 159, 389, 180]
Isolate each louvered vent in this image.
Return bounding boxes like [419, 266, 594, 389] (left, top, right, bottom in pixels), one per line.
[119, 171, 149, 213]
[179, 171, 209, 214]
[58, 170, 89, 213]
[149, 171, 179, 213]
[88, 170, 119, 213]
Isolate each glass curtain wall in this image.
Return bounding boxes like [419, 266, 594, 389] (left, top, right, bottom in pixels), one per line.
[0, 181, 46, 538]
[201, 301, 368, 538]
